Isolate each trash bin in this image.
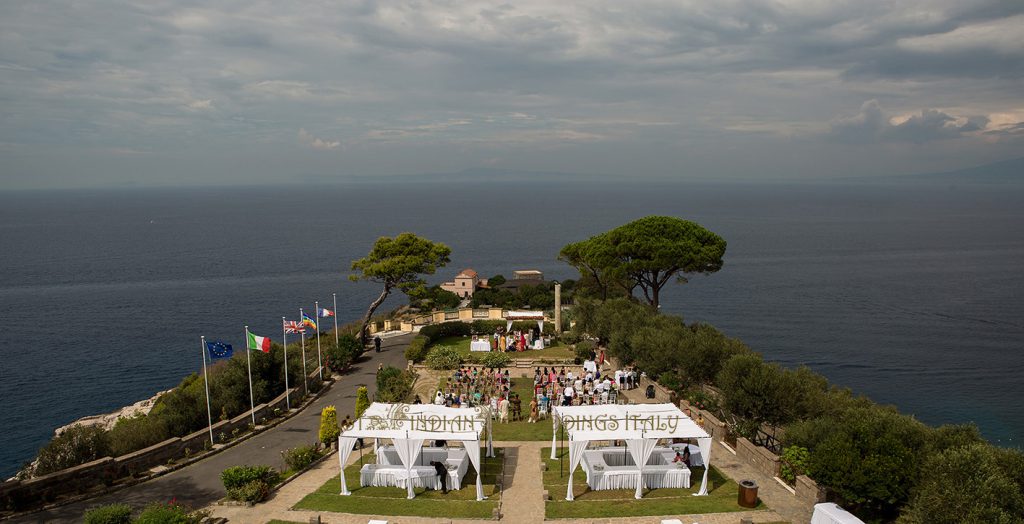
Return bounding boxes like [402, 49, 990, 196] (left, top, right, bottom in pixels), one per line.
[737, 479, 758, 508]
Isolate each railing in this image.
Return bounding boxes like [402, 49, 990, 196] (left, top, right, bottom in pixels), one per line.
[751, 427, 783, 455]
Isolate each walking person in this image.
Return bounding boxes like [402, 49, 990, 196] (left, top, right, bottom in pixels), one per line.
[374, 335, 382, 353]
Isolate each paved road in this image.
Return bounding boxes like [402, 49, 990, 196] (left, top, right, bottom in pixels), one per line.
[10, 334, 414, 524]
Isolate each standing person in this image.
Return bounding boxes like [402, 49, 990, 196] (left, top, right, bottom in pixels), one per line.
[430, 461, 449, 494]
[498, 395, 510, 423]
[563, 383, 575, 406]
[374, 335, 382, 353]
[529, 397, 538, 423]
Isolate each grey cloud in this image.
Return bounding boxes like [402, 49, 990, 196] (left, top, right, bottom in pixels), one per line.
[1, 0, 1023, 189]
[829, 100, 990, 144]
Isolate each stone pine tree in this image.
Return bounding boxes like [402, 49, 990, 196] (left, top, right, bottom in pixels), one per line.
[560, 216, 726, 308]
[318, 405, 339, 447]
[349, 233, 451, 343]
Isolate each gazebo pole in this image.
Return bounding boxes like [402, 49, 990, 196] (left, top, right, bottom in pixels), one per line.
[559, 424, 564, 477]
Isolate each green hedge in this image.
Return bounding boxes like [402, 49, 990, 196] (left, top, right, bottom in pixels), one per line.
[83, 504, 132, 524]
[425, 345, 462, 370]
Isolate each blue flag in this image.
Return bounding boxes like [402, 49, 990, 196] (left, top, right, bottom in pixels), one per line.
[206, 340, 233, 360]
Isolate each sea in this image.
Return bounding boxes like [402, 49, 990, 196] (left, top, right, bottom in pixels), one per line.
[1, 180, 1022, 477]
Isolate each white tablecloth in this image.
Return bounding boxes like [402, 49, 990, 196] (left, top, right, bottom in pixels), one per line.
[362, 448, 469, 490]
[377, 446, 449, 466]
[470, 340, 491, 352]
[811, 503, 865, 524]
[582, 448, 690, 490]
[666, 444, 704, 467]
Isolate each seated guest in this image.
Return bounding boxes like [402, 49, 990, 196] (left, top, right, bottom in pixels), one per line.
[562, 384, 575, 405]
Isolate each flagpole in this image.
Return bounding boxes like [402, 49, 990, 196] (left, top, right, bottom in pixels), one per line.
[201, 336, 214, 447]
[333, 293, 339, 347]
[300, 309, 308, 394]
[282, 317, 290, 411]
[245, 325, 256, 426]
[315, 301, 323, 380]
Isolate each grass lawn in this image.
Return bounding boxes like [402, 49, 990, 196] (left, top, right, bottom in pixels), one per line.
[490, 378, 560, 441]
[431, 336, 574, 360]
[541, 447, 763, 519]
[293, 449, 503, 519]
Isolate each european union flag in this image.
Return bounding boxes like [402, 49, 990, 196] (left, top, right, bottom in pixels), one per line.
[206, 340, 233, 360]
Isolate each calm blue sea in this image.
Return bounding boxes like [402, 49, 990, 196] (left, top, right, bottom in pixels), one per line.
[1, 181, 1022, 477]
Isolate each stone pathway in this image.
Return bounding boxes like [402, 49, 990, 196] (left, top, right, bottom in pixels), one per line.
[206, 440, 803, 524]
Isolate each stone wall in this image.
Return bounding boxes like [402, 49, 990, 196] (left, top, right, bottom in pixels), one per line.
[1, 368, 325, 513]
[795, 474, 826, 505]
[736, 437, 780, 478]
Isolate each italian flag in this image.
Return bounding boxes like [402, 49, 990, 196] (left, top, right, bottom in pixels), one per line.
[247, 332, 272, 353]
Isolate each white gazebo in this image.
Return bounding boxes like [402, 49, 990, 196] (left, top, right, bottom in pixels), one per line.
[504, 310, 546, 333]
[338, 403, 494, 500]
[549, 403, 713, 500]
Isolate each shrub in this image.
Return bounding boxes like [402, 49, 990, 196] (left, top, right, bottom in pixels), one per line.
[221, 465, 281, 491]
[227, 480, 271, 503]
[282, 444, 323, 472]
[318, 406, 340, 446]
[779, 445, 809, 484]
[355, 386, 370, 418]
[324, 334, 360, 372]
[134, 501, 207, 524]
[35, 424, 111, 475]
[419, 321, 472, 341]
[425, 345, 462, 370]
[83, 503, 132, 524]
[404, 335, 430, 362]
[107, 414, 170, 457]
[480, 351, 511, 368]
[470, 320, 505, 335]
[574, 340, 596, 363]
[376, 366, 416, 403]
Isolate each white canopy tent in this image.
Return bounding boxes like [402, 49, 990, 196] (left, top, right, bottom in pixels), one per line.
[549, 403, 712, 500]
[338, 403, 493, 500]
[504, 310, 546, 334]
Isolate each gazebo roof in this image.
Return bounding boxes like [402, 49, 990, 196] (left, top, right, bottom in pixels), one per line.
[342, 402, 490, 441]
[552, 403, 710, 441]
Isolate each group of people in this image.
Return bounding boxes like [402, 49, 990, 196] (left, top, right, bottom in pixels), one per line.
[531, 362, 642, 406]
[488, 328, 539, 352]
[434, 366, 513, 409]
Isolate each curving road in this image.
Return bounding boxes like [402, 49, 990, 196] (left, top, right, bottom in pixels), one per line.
[9, 333, 414, 524]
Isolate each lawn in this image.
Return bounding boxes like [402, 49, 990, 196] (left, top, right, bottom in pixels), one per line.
[431, 336, 574, 360]
[293, 449, 503, 519]
[490, 378, 560, 441]
[541, 447, 762, 519]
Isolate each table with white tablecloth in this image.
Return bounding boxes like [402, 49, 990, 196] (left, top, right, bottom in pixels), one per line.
[376, 446, 449, 466]
[811, 503, 865, 524]
[361, 447, 470, 490]
[470, 339, 491, 352]
[666, 443, 704, 467]
[581, 448, 691, 491]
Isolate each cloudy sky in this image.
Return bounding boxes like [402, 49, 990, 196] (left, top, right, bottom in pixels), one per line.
[1, 0, 1023, 189]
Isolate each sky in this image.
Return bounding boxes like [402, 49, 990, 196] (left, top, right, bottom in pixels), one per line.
[1, 0, 1023, 189]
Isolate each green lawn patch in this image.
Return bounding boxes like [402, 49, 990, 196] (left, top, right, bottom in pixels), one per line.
[293, 449, 502, 519]
[490, 378, 558, 441]
[541, 447, 761, 519]
[431, 336, 574, 360]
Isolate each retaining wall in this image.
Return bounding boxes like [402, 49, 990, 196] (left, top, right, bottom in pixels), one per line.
[1, 369, 324, 513]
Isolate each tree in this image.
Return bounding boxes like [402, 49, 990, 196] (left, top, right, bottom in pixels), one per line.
[560, 216, 726, 308]
[785, 406, 932, 521]
[349, 233, 451, 342]
[898, 444, 1024, 524]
